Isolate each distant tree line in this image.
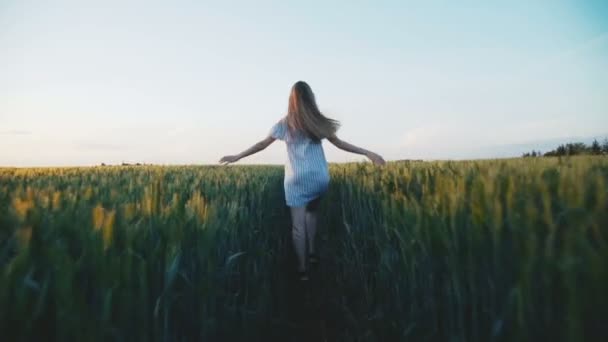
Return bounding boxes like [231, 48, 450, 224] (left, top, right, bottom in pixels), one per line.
[100, 162, 148, 166]
[523, 138, 608, 157]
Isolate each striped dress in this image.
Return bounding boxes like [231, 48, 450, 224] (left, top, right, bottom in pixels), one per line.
[269, 117, 330, 207]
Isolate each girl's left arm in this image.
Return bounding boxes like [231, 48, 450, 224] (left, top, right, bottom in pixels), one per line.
[327, 134, 386, 165]
[219, 136, 276, 164]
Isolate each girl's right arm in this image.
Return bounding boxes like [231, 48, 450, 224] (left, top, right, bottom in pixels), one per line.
[327, 135, 386, 165]
[219, 136, 276, 165]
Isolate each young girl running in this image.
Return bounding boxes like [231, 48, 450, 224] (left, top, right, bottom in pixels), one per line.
[219, 81, 385, 280]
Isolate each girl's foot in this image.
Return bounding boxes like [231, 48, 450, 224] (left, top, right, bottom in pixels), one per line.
[308, 253, 319, 266]
[298, 270, 309, 281]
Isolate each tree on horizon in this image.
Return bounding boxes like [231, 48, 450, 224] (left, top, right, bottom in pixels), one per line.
[525, 138, 608, 157]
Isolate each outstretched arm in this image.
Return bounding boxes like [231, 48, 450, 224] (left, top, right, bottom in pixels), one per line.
[219, 136, 276, 164]
[327, 135, 386, 165]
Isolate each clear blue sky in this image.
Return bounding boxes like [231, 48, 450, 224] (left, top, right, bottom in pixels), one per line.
[1, 0, 607, 166]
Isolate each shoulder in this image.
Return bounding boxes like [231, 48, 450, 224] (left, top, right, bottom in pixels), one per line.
[276, 116, 288, 129]
[276, 116, 290, 132]
[269, 116, 289, 140]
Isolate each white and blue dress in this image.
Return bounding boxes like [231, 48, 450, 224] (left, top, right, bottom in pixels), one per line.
[269, 117, 330, 207]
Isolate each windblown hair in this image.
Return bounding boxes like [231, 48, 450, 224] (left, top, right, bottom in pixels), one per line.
[286, 81, 340, 143]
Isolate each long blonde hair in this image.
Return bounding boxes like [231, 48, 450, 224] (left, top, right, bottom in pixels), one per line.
[286, 81, 340, 142]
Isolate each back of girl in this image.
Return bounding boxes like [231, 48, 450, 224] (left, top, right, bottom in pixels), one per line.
[220, 81, 385, 281]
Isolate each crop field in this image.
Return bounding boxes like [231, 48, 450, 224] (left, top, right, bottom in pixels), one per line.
[1, 157, 607, 341]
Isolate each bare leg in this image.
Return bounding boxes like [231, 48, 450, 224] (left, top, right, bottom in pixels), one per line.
[290, 206, 307, 272]
[305, 210, 318, 256]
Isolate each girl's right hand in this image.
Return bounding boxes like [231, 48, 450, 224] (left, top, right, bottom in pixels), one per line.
[366, 152, 386, 165]
[219, 155, 240, 165]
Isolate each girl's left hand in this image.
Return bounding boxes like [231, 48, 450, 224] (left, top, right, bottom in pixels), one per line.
[366, 152, 386, 166]
[219, 155, 240, 165]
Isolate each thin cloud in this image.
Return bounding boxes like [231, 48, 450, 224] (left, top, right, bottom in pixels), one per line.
[0, 130, 32, 135]
[400, 118, 607, 154]
[500, 31, 608, 82]
[537, 31, 608, 73]
[556, 31, 608, 61]
[400, 121, 475, 149]
[75, 141, 129, 151]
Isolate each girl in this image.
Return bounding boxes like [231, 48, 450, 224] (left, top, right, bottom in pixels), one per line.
[219, 81, 385, 280]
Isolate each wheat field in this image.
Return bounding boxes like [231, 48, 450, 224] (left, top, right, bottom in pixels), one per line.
[1, 156, 607, 341]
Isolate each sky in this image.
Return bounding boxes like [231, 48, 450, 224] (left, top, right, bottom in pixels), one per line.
[1, 0, 607, 166]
